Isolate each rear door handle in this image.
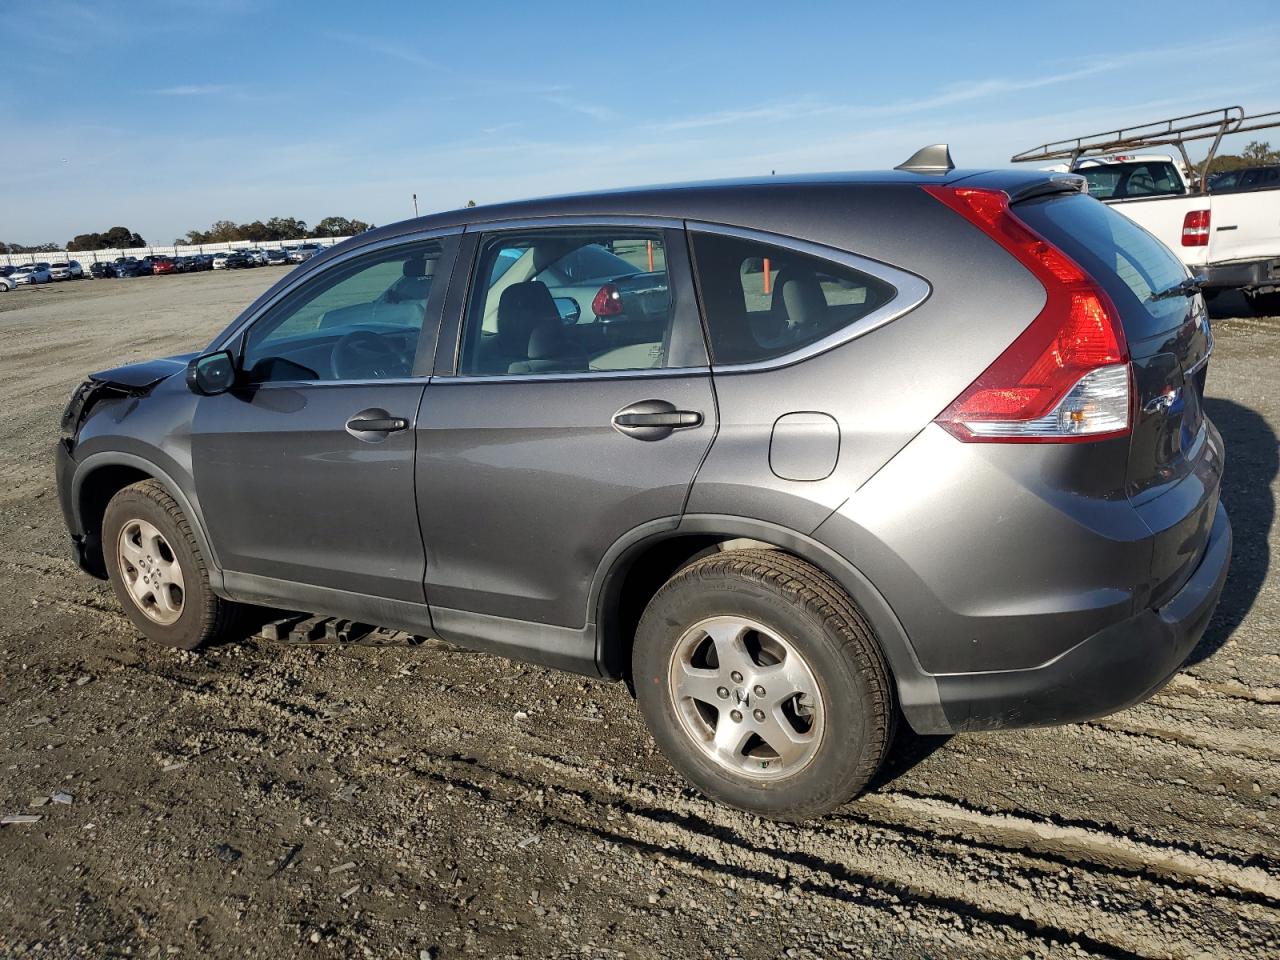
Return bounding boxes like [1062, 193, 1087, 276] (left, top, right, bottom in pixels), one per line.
[349, 417, 408, 431]
[346, 408, 409, 440]
[612, 400, 703, 441]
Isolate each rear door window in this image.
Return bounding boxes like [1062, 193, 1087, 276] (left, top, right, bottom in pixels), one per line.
[1016, 193, 1190, 340]
[689, 232, 895, 365]
[459, 229, 705, 375]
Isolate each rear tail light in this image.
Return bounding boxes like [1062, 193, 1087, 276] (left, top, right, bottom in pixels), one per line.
[592, 283, 624, 317]
[924, 186, 1131, 443]
[1181, 210, 1210, 247]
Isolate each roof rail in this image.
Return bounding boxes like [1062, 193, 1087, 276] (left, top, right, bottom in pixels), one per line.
[1010, 106, 1280, 193]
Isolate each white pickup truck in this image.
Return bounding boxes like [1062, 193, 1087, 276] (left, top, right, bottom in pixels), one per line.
[1070, 154, 1280, 312]
[1012, 108, 1280, 313]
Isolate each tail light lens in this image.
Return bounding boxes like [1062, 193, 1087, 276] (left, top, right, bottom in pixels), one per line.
[924, 186, 1131, 443]
[1181, 210, 1211, 247]
[591, 283, 624, 317]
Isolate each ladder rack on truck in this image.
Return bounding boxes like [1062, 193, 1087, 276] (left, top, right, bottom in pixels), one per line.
[1011, 106, 1280, 192]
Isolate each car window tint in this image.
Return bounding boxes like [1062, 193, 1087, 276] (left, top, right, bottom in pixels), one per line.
[459, 230, 677, 376]
[1016, 193, 1190, 339]
[242, 241, 444, 383]
[690, 232, 895, 365]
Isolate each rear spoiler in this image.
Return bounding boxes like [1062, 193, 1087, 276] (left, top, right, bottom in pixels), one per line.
[1007, 174, 1087, 204]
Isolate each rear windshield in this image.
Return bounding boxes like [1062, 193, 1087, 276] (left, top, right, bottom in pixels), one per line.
[1016, 192, 1190, 341]
[1078, 161, 1184, 200]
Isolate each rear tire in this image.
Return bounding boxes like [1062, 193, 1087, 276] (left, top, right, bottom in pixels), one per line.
[102, 480, 241, 650]
[1245, 290, 1280, 317]
[633, 549, 896, 820]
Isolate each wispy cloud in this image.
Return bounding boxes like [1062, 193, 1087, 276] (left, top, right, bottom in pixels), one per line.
[152, 84, 235, 96]
[322, 31, 448, 71]
[537, 89, 618, 122]
[649, 32, 1279, 136]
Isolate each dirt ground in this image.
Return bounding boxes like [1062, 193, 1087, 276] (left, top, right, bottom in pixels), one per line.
[0, 271, 1277, 960]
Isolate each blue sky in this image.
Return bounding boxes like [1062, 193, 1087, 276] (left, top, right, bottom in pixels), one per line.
[6, 0, 1280, 246]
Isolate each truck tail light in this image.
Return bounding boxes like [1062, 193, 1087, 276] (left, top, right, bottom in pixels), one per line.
[1181, 210, 1211, 247]
[924, 185, 1131, 443]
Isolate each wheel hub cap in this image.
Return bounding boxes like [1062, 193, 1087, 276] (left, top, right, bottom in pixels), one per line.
[667, 615, 824, 781]
[116, 519, 185, 626]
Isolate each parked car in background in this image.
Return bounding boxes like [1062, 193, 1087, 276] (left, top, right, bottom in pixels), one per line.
[287, 243, 323, 263]
[112, 258, 150, 278]
[224, 251, 253, 269]
[211, 252, 231, 270]
[0, 266, 15, 278]
[1208, 164, 1280, 194]
[49, 261, 85, 280]
[0, 275, 14, 293]
[150, 256, 177, 276]
[245, 248, 269, 266]
[12, 263, 52, 284]
[266, 248, 290, 266]
[56, 160, 1230, 819]
[89, 262, 114, 279]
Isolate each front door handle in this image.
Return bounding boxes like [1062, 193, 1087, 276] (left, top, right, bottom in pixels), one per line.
[612, 399, 703, 441]
[346, 408, 409, 440]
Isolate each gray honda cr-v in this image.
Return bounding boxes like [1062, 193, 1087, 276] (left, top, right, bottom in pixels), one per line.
[56, 151, 1230, 819]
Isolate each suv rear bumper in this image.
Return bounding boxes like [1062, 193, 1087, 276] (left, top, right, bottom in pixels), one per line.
[932, 501, 1231, 732]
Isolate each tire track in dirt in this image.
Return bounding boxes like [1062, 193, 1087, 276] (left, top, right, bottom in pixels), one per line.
[854, 790, 1280, 902]
[386, 747, 1274, 960]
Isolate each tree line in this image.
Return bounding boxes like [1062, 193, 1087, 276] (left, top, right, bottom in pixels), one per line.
[1201, 140, 1280, 174]
[178, 216, 373, 246]
[0, 215, 373, 255]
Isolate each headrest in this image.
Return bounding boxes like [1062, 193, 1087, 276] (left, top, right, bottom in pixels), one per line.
[496, 281, 560, 350]
[772, 267, 827, 329]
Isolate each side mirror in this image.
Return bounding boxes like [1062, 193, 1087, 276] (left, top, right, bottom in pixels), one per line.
[554, 296, 581, 324]
[186, 350, 237, 396]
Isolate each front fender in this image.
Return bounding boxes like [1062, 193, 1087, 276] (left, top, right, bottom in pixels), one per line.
[66, 450, 223, 592]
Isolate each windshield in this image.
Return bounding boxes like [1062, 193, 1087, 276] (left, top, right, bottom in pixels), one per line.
[1078, 161, 1184, 200]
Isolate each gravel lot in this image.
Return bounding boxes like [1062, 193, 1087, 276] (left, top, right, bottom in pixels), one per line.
[0, 272, 1277, 959]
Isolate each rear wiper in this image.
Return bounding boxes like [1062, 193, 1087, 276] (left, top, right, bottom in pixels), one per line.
[1150, 275, 1207, 301]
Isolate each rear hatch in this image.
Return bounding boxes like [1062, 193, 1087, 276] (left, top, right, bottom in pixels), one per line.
[1016, 192, 1221, 608]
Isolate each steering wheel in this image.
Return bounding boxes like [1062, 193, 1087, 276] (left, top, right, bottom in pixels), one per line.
[330, 330, 403, 380]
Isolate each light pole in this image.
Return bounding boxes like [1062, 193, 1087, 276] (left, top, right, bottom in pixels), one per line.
[412, 193, 419, 218]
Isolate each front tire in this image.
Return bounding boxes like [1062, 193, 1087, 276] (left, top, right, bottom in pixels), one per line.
[102, 480, 241, 650]
[633, 549, 896, 820]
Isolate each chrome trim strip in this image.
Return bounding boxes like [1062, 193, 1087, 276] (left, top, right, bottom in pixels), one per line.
[214, 226, 465, 349]
[1186, 314, 1214, 377]
[437, 366, 711, 386]
[247, 377, 429, 389]
[463, 214, 684, 232]
[684, 221, 932, 373]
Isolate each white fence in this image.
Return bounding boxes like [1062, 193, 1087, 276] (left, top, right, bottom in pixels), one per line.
[0, 237, 353, 268]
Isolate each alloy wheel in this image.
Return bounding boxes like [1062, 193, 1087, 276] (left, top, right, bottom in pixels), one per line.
[116, 518, 185, 625]
[667, 615, 824, 781]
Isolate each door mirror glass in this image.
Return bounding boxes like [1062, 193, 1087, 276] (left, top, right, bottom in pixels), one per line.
[553, 296, 581, 324]
[187, 350, 237, 396]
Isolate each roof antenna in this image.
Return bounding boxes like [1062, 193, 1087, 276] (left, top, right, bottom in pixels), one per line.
[895, 144, 955, 174]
